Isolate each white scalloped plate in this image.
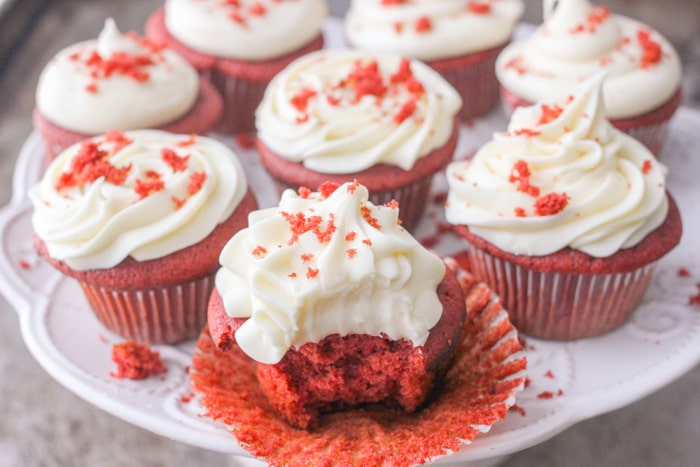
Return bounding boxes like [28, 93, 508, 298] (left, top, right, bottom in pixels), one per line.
[3, 104, 700, 464]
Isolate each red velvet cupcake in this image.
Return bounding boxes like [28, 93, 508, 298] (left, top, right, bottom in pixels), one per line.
[344, 0, 524, 122]
[34, 19, 222, 163]
[30, 130, 257, 344]
[255, 49, 462, 231]
[445, 74, 682, 340]
[145, 0, 327, 135]
[495, 0, 682, 156]
[207, 181, 466, 428]
[192, 256, 526, 466]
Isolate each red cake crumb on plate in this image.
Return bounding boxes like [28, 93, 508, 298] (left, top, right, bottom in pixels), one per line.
[110, 341, 167, 380]
[190, 259, 527, 466]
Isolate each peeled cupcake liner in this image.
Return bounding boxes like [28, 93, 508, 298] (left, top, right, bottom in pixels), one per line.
[190, 258, 527, 466]
[79, 273, 215, 345]
[498, 86, 682, 157]
[429, 43, 507, 123]
[464, 243, 657, 340]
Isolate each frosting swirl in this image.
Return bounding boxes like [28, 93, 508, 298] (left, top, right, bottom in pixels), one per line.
[164, 0, 327, 60]
[255, 49, 462, 173]
[35, 19, 199, 134]
[445, 73, 669, 257]
[215, 181, 446, 364]
[30, 130, 248, 270]
[345, 0, 524, 61]
[495, 0, 682, 118]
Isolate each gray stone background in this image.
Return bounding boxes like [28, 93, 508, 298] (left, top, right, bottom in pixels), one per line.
[0, 1, 699, 466]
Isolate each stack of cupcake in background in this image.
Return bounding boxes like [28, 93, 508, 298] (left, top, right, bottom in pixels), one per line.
[145, 0, 328, 134]
[344, 0, 525, 122]
[496, 0, 683, 155]
[33, 18, 222, 162]
[22, 0, 688, 464]
[445, 73, 682, 340]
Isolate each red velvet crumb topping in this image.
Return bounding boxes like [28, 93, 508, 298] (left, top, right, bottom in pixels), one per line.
[176, 134, 197, 147]
[162, 147, 190, 172]
[509, 160, 540, 197]
[347, 60, 388, 102]
[637, 29, 662, 68]
[298, 186, 312, 198]
[306, 267, 320, 279]
[468, 2, 491, 14]
[642, 159, 653, 174]
[361, 205, 381, 230]
[281, 212, 336, 245]
[537, 104, 564, 125]
[570, 6, 610, 34]
[83, 49, 154, 93]
[188, 171, 207, 195]
[534, 192, 569, 216]
[291, 87, 317, 113]
[318, 181, 340, 198]
[253, 245, 268, 258]
[134, 178, 165, 199]
[55, 141, 132, 191]
[103, 130, 133, 153]
[415, 16, 432, 33]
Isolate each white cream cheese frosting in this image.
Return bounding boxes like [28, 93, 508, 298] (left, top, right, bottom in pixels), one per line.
[495, 0, 682, 119]
[215, 181, 446, 364]
[255, 49, 462, 173]
[36, 19, 199, 134]
[345, 0, 524, 61]
[164, 0, 327, 61]
[445, 73, 669, 258]
[30, 130, 247, 270]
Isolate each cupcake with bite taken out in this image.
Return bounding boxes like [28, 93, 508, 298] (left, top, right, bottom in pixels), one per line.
[145, 0, 327, 135]
[33, 18, 222, 162]
[207, 181, 467, 429]
[255, 49, 462, 231]
[445, 73, 682, 340]
[495, 0, 682, 156]
[30, 130, 257, 344]
[344, 0, 524, 122]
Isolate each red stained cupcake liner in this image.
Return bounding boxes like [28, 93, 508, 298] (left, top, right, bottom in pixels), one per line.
[190, 259, 527, 467]
[464, 244, 657, 340]
[208, 70, 268, 135]
[429, 44, 507, 123]
[79, 273, 215, 345]
[498, 86, 682, 157]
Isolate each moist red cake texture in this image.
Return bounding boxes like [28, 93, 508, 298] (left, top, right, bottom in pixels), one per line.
[35, 76, 223, 162]
[192, 259, 527, 466]
[207, 266, 466, 429]
[144, 8, 324, 134]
